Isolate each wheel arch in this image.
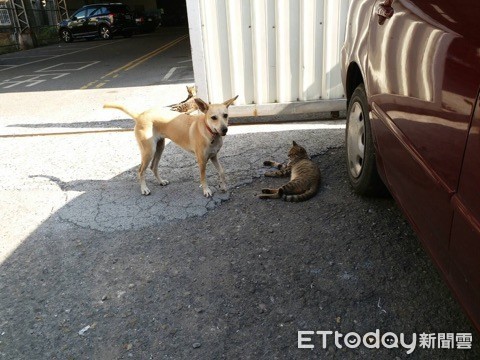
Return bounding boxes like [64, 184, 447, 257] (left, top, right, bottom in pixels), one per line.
[345, 62, 365, 108]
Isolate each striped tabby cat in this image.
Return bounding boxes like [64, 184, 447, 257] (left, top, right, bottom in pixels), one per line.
[259, 141, 321, 202]
[169, 85, 198, 114]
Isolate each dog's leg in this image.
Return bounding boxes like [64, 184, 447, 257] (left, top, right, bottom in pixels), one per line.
[197, 155, 212, 197]
[210, 155, 226, 192]
[150, 138, 169, 186]
[138, 140, 155, 195]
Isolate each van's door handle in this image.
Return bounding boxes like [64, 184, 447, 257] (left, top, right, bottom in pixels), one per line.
[377, 0, 394, 25]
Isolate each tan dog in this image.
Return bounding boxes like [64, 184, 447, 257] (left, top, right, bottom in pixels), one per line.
[104, 96, 238, 197]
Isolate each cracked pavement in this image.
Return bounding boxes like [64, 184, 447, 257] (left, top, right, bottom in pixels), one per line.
[0, 120, 344, 256]
[1, 91, 479, 359]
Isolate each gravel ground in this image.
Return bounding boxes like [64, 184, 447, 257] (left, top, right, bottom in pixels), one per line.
[0, 147, 478, 360]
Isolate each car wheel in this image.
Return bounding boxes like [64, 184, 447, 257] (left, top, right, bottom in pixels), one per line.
[99, 25, 112, 40]
[345, 84, 387, 196]
[60, 29, 73, 43]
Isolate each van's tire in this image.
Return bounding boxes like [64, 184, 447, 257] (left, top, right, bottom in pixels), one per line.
[345, 84, 388, 196]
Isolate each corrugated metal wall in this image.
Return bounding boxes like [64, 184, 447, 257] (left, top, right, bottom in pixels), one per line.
[187, 0, 351, 117]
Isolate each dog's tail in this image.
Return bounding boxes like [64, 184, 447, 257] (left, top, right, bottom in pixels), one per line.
[103, 103, 139, 120]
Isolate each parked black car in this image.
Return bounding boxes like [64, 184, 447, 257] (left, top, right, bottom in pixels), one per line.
[58, 3, 136, 43]
[134, 12, 161, 33]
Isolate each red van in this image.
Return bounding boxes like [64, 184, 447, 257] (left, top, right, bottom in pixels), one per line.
[341, 0, 480, 331]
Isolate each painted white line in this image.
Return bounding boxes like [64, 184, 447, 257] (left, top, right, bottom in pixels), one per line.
[3, 82, 22, 89]
[52, 73, 70, 79]
[163, 67, 177, 81]
[177, 59, 192, 64]
[26, 80, 45, 87]
[0, 40, 124, 72]
[163, 66, 188, 81]
[36, 61, 100, 72]
[10, 75, 39, 80]
[0, 72, 71, 88]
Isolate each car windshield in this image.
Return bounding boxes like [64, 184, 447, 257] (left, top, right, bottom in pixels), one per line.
[72, 9, 87, 19]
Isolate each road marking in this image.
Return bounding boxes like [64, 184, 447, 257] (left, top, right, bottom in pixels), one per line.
[123, 35, 188, 71]
[104, 35, 188, 75]
[163, 66, 189, 81]
[36, 61, 100, 72]
[163, 67, 177, 80]
[0, 61, 97, 89]
[80, 35, 188, 90]
[50, 73, 69, 80]
[177, 59, 192, 64]
[25, 80, 45, 87]
[0, 40, 124, 72]
[0, 73, 70, 89]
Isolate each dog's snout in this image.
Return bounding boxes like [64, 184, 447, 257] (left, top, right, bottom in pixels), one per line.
[221, 127, 228, 135]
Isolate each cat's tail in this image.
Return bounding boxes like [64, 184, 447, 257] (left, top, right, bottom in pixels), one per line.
[103, 103, 139, 120]
[283, 185, 319, 202]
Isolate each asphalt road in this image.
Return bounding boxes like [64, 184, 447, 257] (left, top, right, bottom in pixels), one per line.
[0, 27, 479, 360]
[0, 27, 192, 92]
[0, 119, 479, 359]
[0, 27, 194, 137]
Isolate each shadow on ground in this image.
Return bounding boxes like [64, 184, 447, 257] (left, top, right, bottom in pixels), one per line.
[0, 129, 478, 359]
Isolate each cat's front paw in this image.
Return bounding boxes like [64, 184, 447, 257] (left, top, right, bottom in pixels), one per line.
[264, 171, 279, 177]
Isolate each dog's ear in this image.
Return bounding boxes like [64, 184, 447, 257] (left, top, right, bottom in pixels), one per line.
[194, 98, 209, 113]
[223, 95, 239, 107]
[293, 141, 298, 146]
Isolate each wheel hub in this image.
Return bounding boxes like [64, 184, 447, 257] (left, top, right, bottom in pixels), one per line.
[347, 101, 365, 178]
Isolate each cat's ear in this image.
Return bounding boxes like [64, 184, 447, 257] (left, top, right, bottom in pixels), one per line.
[292, 141, 298, 146]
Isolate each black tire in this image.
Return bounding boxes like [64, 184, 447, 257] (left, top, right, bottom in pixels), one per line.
[99, 25, 112, 40]
[59, 29, 73, 43]
[345, 84, 388, 196]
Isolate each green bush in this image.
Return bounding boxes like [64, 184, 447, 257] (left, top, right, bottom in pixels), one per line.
[34, 25, 59, 46]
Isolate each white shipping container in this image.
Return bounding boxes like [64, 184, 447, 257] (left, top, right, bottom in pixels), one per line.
[187, 0, 351, 117]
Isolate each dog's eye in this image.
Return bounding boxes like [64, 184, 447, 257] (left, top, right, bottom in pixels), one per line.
[211, 116, 218, 120]
[223, 114, 228, 119]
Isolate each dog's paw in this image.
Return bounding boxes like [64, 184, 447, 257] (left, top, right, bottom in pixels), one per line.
[159, 179, 169, 186]
[203, 187, 213, 197]
[219, 183, 227, 192]
[141, 187, 151, 196]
